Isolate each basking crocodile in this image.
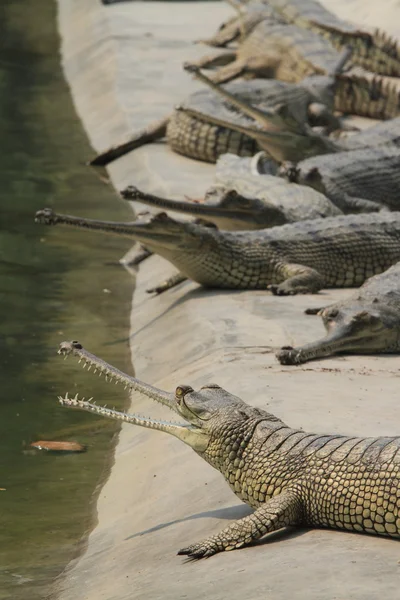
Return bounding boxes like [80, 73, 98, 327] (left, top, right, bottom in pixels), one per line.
[35, 209, 400, 295]
[204, 0, 400, 77]
[177, 65, 400, 166]
[191, 17, 353, 84]
[277, 261, 400, 365]
[90, 74, 344, 167]
[280, 145, 400, 213]
[260, 0, 400, 77]
[58, 340, 400, 558]
[121, 167, 341, 231]
[90, 62, 400, 168]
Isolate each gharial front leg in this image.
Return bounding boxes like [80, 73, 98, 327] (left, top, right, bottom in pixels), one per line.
[124, 245, 153, 266]
[178, 489, 302, 559]
[146, 272, 188, 295]
[268, 263, 325, 296]
[188, 50, 237, 70]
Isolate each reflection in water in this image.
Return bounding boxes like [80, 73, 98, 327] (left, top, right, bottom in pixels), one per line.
[0, 2, 134, 599]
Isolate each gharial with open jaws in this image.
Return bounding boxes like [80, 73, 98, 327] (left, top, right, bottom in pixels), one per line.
[57, 341, 400, 559]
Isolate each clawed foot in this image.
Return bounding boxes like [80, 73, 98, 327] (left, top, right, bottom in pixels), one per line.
[177, 539, 221, 560]
[268, 284, 297, 296]
[35, 208, 58, 225]
[268, 284, 315, 296]
[120, 185, 140, 200]
[276, 346, 302, 365]
[183, 62, 200, 74]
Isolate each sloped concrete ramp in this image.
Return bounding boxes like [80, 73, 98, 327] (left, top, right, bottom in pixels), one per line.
[56, 2, 400, 599]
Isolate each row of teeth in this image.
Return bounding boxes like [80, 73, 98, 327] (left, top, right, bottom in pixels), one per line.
[58, 392, 184, 425]
[58, 392, 116, 410]
[63, 353, 134, 391]
[58, 393, 93, 405]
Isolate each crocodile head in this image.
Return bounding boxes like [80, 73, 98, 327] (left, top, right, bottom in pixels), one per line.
[57, 341, 281, 461]
[35, 208, 217, 255]
[276, 302, 399, 365]
[202, 185, 287, 229]
[122, 184, 286, 230]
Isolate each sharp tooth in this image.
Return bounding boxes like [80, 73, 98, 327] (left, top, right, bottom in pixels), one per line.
[105, 375, 109, 382]
[87, 365, 92, 372]
[78, 358, 82, 364]
[93, 369, 97, 374]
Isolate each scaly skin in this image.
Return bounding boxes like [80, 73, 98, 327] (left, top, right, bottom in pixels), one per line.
[57, 340, 400, 559]
[332, 73, 400, 121]
[337, 115, 400, 150]
[35, 209, 400, 295]
[277, 262, 400, 364]
[280, 145, 400, 213]
[262, 0, 400, 77]
[90, 69, 400, 168]
[197, 1, 284, 47]
[177, 67, 400, 166]
[90, 75, 340, 167]
[193, 18, 352, 84]
[121, 165, 341, 232]
[207, 0, 400, 76]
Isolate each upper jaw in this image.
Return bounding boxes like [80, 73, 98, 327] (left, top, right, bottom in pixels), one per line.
[276, 325, 390, 365]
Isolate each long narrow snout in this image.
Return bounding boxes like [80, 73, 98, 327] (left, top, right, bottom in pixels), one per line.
[34, 208, 188, 249]
[122, 185, 236, 218]
[276, 311, 391, 365]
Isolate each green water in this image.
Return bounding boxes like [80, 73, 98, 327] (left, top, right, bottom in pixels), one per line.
[0, 2, 135, 599]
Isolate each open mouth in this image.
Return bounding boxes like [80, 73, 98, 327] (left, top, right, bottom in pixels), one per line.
[56, 341, 198, 432]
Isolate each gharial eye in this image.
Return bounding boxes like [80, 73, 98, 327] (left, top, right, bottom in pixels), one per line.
[175, 385, 193, 400]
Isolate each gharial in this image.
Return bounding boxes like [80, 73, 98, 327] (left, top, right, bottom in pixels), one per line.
[35, 209, 400, 296]
[279, 144, 400, 214]
[121, 160, 341, 232]
[90, 58, 400, 167]
[89, 70, 346, 167]
[119, 152, 340, 267]
[203, 0, 400, 77]
[58, 340, 400, 559]
[277, 261, 400, 365]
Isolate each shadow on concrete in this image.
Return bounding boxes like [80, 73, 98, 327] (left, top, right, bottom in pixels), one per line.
[130, 286, 247, 339]
[125, 503, 309, 548]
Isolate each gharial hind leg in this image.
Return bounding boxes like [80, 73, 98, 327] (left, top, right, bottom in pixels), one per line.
[187, 53, 279, 85]
[268, 264, 325, 296]
[124, 245, 153, 266]
[178, 489, 302, 559]
[188, 50, 237, 70]
[89, 116, 169, 167]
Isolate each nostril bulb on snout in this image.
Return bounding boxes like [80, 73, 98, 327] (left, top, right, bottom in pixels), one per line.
[175, 385, 193, 399]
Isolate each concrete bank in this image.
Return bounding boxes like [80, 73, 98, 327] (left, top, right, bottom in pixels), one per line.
[56, 2, 400, 599]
